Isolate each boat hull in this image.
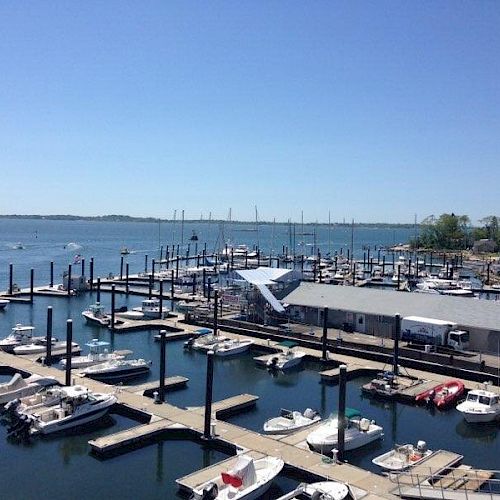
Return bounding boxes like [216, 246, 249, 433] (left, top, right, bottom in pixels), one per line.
[83, 366, 150, 381]
[82, 312, 110, 327]
[35, 406, 112, 435]
[459, 411, 500, 424]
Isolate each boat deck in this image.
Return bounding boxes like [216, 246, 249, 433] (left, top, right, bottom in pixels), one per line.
[176, 450, 265, 495]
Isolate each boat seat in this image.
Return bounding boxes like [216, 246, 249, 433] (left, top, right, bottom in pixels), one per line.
[359, 418, 370, 432]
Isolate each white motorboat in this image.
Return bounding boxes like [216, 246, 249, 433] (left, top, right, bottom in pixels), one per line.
[266, 348, 306, 370]
[188, 454, 284, 500]
[133, 298, 167, 319]
[275, 481, 350, 500]
[82, 302, 112, 327]
[115, 308, 144, 320]
[213, 338, 254, 357]
[306, 409, 383, 454]
[190, 334, 230, 351]
[0, 373, 58, 405]
[60, 339, 127, 369]
[0, 299, 9, 309]
[456, 384, 500, 423]
[372, 441, 433, 471]
[14, 341, 78, 356]
[13, 385, 117, 436]
[263, 408, 321, 435]
[0, 325, 45, 353]
[80, 357, 151, 381]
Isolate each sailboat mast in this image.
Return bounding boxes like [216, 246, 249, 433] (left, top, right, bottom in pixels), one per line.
[350, 218, 354, 267]
[172, 209, 177, 247]
[181, 209, 185, 248]
[328, 210, 331, 255]
[255, 205, 260, 249]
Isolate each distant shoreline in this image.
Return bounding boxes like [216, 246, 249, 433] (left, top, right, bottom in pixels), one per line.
[0, 214, 415, 228]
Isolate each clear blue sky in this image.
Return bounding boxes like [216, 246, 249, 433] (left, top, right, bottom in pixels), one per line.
[1, 1, 499, 223]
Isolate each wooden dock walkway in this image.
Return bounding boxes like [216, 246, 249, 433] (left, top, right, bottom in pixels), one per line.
[124, 376, 189, 396]
[88, 418, 178, 455]
[187, 394, 259, 418]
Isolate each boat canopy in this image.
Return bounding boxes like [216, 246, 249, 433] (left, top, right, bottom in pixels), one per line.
[195, 328, 212, 335]
[345, 408, 362, 419]
[85, 340, 110, 348]
[277, 340, 298, 348]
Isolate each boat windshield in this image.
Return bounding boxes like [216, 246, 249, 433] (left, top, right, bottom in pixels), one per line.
[467, 393, 478, 402]
[478, 396, 492, 406]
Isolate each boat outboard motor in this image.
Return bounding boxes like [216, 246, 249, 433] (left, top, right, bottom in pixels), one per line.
[200, 482, 218, 500]
[3, 398, 21, 415]
[7, 414, 31, 437]
[184, 337, 195, 349]
[269, 356, 279, 368]
[416, 440, 427, 453]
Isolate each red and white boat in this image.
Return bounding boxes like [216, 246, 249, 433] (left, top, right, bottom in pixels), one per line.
[415, 380, 465, 408]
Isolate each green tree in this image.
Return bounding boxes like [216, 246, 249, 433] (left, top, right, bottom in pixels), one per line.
[417, 213, 470, 250]
[474, 216, 500, 245]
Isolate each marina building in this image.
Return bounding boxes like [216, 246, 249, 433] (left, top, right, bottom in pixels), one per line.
[282, 282, 500, 353]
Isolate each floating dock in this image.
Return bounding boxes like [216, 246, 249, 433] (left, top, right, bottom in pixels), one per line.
[124, 376, 189, 397]
[187, 394, 259, 419]
[89, 418, 180, 455]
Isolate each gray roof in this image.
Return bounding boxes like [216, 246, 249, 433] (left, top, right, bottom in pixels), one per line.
[283, 283, 500, 332]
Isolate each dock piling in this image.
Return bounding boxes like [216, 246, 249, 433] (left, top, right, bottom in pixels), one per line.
[394, 314, 400, 375]
[46, 306, 53, 366]
[145, 255, 148, 273]
[30, 268, 34, 303]
[50, 261, 54, 288]
[159, 279, 163, 318]
[65, 319, 73, 386]
[67, 264, 72, 297]
[158, 330, 166, 403]
[322, 307, 328, 361]
[207, 277, 212, 302]
[120, 256, 124, 280]
[338, 364, 347, 461]
[126, 263, 129, 294]
[148, 274, 153, 299]
[89, 257, 94, 290]
[97, 276, 101, 302]
[110, 285, 115, 331]
[170, 270, 174, 310]
[8, 263, 13, 295]
[81, 258, 85, 278]
[213, 290, 218, 336]
[203, 350, 215, 440]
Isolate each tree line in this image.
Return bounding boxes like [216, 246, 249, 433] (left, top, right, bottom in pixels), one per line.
[411, 213, 500, 251]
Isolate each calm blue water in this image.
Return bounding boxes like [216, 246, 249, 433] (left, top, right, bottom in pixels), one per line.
[0, 218, 414, 287]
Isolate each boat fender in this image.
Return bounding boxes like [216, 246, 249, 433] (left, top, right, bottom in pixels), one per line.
[201, 482, 218, 500]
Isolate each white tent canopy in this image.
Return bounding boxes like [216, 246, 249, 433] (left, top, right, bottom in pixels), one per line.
[234, 267, 289, 313]
[235, 267, 293, 286]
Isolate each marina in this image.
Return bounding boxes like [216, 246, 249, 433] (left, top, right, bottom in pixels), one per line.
[0, 220, 499, 500]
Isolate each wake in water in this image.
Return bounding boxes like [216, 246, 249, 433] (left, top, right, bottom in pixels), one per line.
[64, 242, 82, 251]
